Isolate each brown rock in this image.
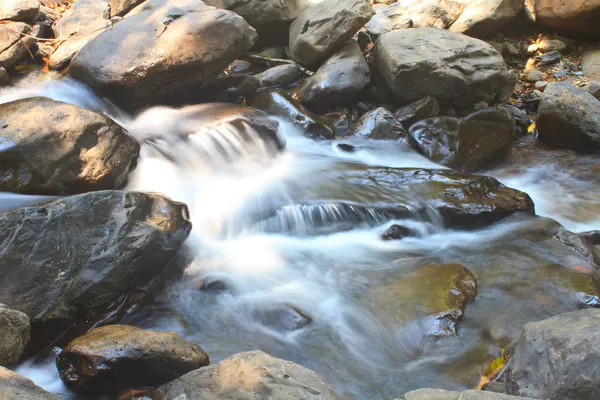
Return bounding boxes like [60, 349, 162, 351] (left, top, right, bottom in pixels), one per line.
[0, 304, 30, 367]
[534, 0, 600, 38]
[0, 367, 60, 400]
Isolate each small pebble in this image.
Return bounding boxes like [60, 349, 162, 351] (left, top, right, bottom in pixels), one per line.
[525, 69, 544, 82]
[536, 50, 562, 66]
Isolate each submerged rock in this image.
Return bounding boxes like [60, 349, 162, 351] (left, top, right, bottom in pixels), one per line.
[506, 309, 600, 399]
[352, 107, 408, 140]
[252, 305, 312, 331]
[408, 107, 515, 172]
[0, 304, 30, 367]
[288, 0, 374, 67]
[533, 0, 600, 38]
[48, 0, 111, 70]
[393, 96, 440, 128]
[381, 224, 413, 240]
[399, 389, 536, 399]
[449, 0, 524, 38]
[0, 97, 139, 195]
[536, 83, 600, 150]
[251, 90, 335, 140]
[0, 366, 60, 400]
[372, 263, 477, 336]
[0, 191, 191, 349]
[69, 0, 257, 110]
[294, 40, 370, 106]
[374, 28, 513, 110]
[152, 351, 339, 399]
[57, 325, 209, 396]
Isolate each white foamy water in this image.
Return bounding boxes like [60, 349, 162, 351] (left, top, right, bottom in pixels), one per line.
[3, 77, 598, 399]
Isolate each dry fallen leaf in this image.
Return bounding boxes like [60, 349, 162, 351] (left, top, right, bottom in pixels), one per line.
[476, 349, 506, 390]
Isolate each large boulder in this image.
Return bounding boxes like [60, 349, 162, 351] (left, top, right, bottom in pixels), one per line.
[0, 367, 60, 400]
[0, 0, 39, 22]
[0, 22, 39, 69]
[534, 0, 600, 38]
[0, 304, 30, 366]
[505, 309, 600, 399]
[202, 0, 309, 43]
[536, 83, 600, 150]
[408, 107, 515, 172]
[57, 325, 209, 396]
[370, 263, 477, 336]
[449, 0, 524, 38]
[398, 389, 536, 400]
[352, 107, 408, 140]
[69, 0, 257, 110]
[152, 350, 339, 399]
[0, 97, 139, 195]
[582, 49, 600, 82]
[0, 190, 191, 348]
[293, 40, 370, 107]
[288, 0, 374, 67]
[365, 0, 464, 37]
[251, 90, 335, 140]
[299, 167, 535, 227]
[48, 0, 111, 70]
[374, 28, 513, 110]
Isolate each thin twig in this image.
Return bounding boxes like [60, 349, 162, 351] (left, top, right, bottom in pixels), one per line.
[246, 53, 314, 76]
[0, 22, 111, 43]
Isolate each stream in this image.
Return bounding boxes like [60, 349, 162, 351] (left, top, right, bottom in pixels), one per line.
[2, 74, 600, 399]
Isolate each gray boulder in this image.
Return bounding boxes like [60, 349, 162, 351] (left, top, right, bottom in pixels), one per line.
[0, 97, 139, 195]
[366, 0, 463, 37]
[0, 190, 191, 346]
[374, 28, 513, 110]
[582, 49, 600, 81]
[352, 107, 408, 140]
[57, 325, 209, 396]
[533, 0, 600, 38]
[48, 0, 111, 70]
[0, 0, 39, 22]
[409, 107, 515, 172]
[0, 22, 38, 69]
[449, 0, 524, 38]
[506, 309, 600, 399]
[294, 40, 370, 106]
[288, 0, 374, 67]
[152, 350, 339, 399]
[398, 389, 536, 400]
[69, 0, 257, 110]
[0, 304, 30, 366]
[0, 367, 60, 400]
[536, 83, 600, 150]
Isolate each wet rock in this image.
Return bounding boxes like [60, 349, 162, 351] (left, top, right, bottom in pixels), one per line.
[203, 0, 308, 44]
[0, 191, 192, 349]
[398, 389, 536, 399]
[381, 224, 412, 240]
[524, 68, 543, 82]
[152, 350, 339, 399]
[374, 28, 512, 110]
[109, 0, 146, 17]
[0, 367, 60, 400]
[69, 0, 257, 110]
[372, 264, 477, 336]
[213, 74, 261, 101]
[449, 0, 524, 38]
[325, 110, 353, 136]
[196, 278, 229, 292]
[365, 0, 463, 37]
[251, 90, 335, 140]
[534, 0, 600, 38]
[0, 304, 30, 366]
[306, 167, 535, 227]
[288, 0, 374, 67]
[0, 97, 139, 195]
[0, 0, 40, 22]
[582, 49, 600, 81]
[536, 83, 600, 150]
[537, 38, 566, 53]
[57, 325, 209, 396]
[352, 107, 408, 140]
[256, 64, 303, 88]
[506, 309, 600, 399]
[294, 40, 369, 106]
[394, 96, 440, 128]
[536, 50, 561, 66]
[409, 107, 515, 172]
[252, 306, 312, 331]
[337, 143, 356, 152]
[226, 60, 252, 75]
[48, 0, 111, 70]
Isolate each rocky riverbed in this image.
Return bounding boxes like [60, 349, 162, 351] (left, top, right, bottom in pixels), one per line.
[1, 0, 600, 399]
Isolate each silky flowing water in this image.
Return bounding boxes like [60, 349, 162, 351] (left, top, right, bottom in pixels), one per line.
[2, 76, 600, 399]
